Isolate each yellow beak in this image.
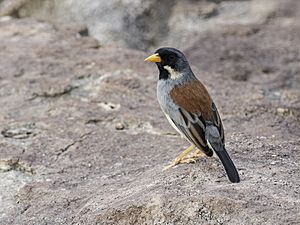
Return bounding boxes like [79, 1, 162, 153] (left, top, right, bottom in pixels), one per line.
[144, 53, 161, 63]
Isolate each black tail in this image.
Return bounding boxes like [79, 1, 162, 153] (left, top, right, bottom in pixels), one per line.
[214, 148, 240, 183]
[205, 124, 240, 183]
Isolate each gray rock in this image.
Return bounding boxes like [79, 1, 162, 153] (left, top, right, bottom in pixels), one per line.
[1, 0, 175, 50]
[2, 0, 298, 50]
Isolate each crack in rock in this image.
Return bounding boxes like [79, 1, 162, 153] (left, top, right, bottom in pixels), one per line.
[55, 131, 94, 158]
[1, 123, 37, 139]
[30, 84, 78, 99]
[85, 117, 177, 137]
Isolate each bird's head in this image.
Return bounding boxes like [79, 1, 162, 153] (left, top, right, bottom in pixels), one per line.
[144, 47, 192, 80]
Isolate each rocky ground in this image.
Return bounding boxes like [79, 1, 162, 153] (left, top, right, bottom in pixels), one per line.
[0, 1, 300, 225]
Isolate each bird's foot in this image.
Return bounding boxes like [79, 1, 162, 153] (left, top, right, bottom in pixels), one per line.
[163, 145, 198, 171]
[163, 155, 200, 171]
[189, 149, 206, 159]
[163, 148, 206, 171]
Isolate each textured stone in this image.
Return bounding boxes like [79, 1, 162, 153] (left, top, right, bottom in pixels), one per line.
[2, 0, 298, 50]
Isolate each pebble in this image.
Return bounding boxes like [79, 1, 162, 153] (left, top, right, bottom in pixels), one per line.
[277, 107, 289, 115]
[115, 122, 125, 130]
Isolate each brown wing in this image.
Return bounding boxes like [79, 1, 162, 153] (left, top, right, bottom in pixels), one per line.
[170, 79, 214, 121]
[170, 79, 225, 153]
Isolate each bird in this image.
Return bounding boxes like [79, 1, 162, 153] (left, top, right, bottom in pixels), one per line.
[144, 47, 240, 183]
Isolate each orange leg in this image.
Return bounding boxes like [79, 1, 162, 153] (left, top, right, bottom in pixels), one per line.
[163, 145, 206, 171]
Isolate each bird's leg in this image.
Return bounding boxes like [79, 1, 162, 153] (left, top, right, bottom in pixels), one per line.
[190, 149, 206, 159]
[180, 149, 206, 163]
[163, 145, 196, 171]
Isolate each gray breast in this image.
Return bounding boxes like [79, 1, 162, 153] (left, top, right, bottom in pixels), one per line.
[157, 79, 176, 114]
[156, 79, 186, 126]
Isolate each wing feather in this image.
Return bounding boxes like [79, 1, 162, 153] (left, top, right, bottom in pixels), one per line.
[167, 79, 225, 156]
[211, 102, 225, 143]
[170, 107, 213, 156]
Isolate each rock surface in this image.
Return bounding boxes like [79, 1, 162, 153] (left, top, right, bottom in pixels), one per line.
[0, 3, 300, 225]
[1, 0, 299, 50]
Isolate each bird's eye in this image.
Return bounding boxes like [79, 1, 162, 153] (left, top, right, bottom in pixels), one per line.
[168, 55, 175, 61]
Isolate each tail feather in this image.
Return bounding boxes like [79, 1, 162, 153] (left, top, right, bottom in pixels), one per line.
[214, 148, 240, 183]
[205, 124, 240, 183]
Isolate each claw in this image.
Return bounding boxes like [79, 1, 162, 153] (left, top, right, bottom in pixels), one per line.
[163, 146, 206, 171]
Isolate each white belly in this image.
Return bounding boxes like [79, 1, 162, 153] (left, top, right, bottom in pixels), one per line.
[165, 112, 183, 136]
[157, 79, 186, 138]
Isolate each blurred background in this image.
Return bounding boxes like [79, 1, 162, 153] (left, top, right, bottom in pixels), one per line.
[1, 0, 300, 50]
